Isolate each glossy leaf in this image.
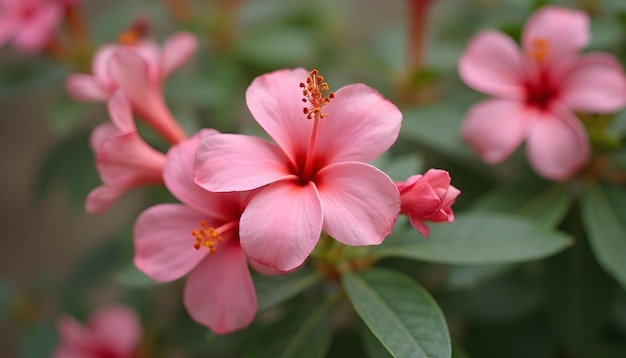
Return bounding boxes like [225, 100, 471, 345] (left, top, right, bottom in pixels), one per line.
[254, 269, 322, 312]
[581, 182, 626, 290]
[343, 268, 451, 358]
[375, 212, 573, 264]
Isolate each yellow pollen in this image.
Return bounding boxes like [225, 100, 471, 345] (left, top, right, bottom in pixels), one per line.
[118, 30, 141, 46]
[530, 38, 549, 63]
[191, 220, 223, 254]
[299, 69, 335, 120]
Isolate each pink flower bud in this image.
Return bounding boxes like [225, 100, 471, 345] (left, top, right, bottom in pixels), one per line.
[397, 169, 460, 237]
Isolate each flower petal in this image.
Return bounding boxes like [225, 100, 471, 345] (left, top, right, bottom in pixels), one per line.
[161, 32, 197, 78]
[245, 68, 312, 164]
[56, 316, 91, 349]
[184, 242, 256, 334]
[526, 105, 589, 181]
[89, 305, 141, 356]
[315, 84, 402, 164]
[316, 162, 399, 246]
[462, 99, 530, 163]
[195, 133, 295, 192]
[92, 44, 119, 88]
[13, 4, 60, 53]
[90, 123, 119, 152]
[560, 53, 626, 113]
[85, 185, 127, 214]
[522, 6, 589, 65]
[108, 48, 152, 105]
[0, 15, 18, 47]
[165, 130, 242, 219]
[107, 91, 135, 132]
[97, 132, 165, 186]
[459, 30, 526, 98]
[134, 204, 211, 282]
[240, 181, 322, 271]
[66, 74, 110, 102]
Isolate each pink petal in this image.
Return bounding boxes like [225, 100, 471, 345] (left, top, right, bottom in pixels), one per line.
[13, 4, 61, 53]
[522, 6, 589, 66]
[160, 32, 197, 78]
[560, 53, 626, 113]
[89, 123, 119, 152]
[92, 45, 119, 89]
[97, 132, 165, 186]
[195, 133, 296, 192]
[107, 91, 135, 132]
[85, 185, 127, 214]
[315, 84, 402, 164]
[184, 242, 257, 334]
[88, 305, 141, 356]
[409, 216, 431, 237]
[133, 40, 162, 84]
[134, 204, 210, 282]
[240, 181, 323, 271]
[56, 316, 91, 349]
[462, 99, 531, 163]
[316, 162, 399, 246]
[66, 75, 110, 102]
[459, 30, 526, 98]
[526, 105, 589, 180]
[164, 130, 242, 219]
[108, 48, 153, 106]
[0, 15, 18, 47]
[245, 68, 313, 164]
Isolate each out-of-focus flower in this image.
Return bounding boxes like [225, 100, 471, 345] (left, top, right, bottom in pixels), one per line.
[459, 6, 626, 180]
[53, 304, 142, 358]
[195, 68, 402, 272]
[67, 32, 197, 144]
[0, 0, 63, 53]
[397, 169, 460, 237]
[87, 92, 166, 214]
[134, 130, 257, 334]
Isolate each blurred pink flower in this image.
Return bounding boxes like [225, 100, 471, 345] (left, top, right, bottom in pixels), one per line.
[459, 6, 626, 180]
[195, 68, 402, 271]
[87, 92, 166, 214]
[67, 32, 197, 144]
[134, 130, 257, 334]
[53, 304, 142, 358]
[397, 169, 460, 237]
[0, 0, 63, 53]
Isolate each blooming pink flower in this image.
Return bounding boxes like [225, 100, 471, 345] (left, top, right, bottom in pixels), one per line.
[53, 304, 142, 358]
[195, 68, 402, 271]
[67, 32, 197, 144]
[0, 0, 63, 53]
[134, 130, 257, 334]
[397, 169, 460, 237]
[87, 92, 166, 214]
[459, 6, 626, 180]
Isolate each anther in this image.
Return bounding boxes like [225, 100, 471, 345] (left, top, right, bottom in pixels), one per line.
[191, 220, 223, 254]
[530, 38, 549, 63]
[300, 69, 335, 120]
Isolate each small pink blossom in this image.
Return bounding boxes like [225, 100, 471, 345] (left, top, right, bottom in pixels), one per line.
[53, 304, 142, 358]
[67, 32, 197, 144]
[459, 5, 626, 180]
[87, 92, 166, 214]
[397, 169, 460, 237]
[0, 0, 63, 53]
[195, 68, 402, 272]
[134, 130, 257, 334]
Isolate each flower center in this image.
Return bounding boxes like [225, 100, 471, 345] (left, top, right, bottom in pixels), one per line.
[117, 18, 150, 46]
[298, 69, 335, 182]
[529, 38, 549, 63]
[192, 220, 238, 254]
[300, 69, 335, 120]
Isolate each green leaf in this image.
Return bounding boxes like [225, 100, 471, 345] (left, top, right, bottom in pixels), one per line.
[473, 183, 573, 228]
[375, 212, 573, 265]
[359, 322, 393, 358]
[343, 268, 451, 358]
[581, 181, 626, 290]
[245, 295, 336, 358]
[254, 269, 322, 312]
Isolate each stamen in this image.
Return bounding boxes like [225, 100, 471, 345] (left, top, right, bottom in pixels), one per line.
[117, 18, 150, 46]
[191, 220, 223, 254]
[529, 38, 549, 63]
[299, 69, 335, 120]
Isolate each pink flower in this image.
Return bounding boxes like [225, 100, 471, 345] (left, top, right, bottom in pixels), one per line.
[134, 130, 257, 334]
[459, 6, 626, 180]
[87, 92, 166, 214]
[67, 32, 197, 144]
[0, 0, 63, 53]
[53, 304, 142, 358]
[397, 169, 460, 237]
[195, 68, 402, 271]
